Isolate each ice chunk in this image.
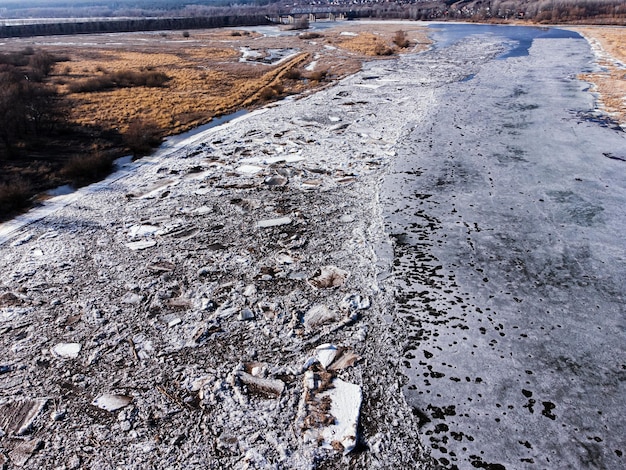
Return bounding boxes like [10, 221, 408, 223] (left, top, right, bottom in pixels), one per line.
[256, 217, 292, 228]
[304, 304, 340, 330]
[127, 224, 160, 239]
[0, 398, 49, 436]
[340, 294, 370, 311]
[51, 343, 81, 359]
[307, 266, 349, 289]
[236, 164, 263, 176]
[318, 378, 362, 454]
[92, 394, 132, 411]
[125, 240, 156, 250]
[315, 344, 338, 369]
[233, 371, 284, 398]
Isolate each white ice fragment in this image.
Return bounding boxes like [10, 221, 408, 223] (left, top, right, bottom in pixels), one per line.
[121, 292, 144, 305]
[239, 308, 255, 321]
[340, 31, 358, 36]
[168, 318, 182, 328]
[243, 284, 257, 297]
[127, 224, 160, 239]
[275, 252, 294, 264]
[329, 116, 341, 122]
[340, 214, 355, 223]
[307, 266, 349, 289]
[125, 240, 156, 250]
[92, 394, 132, 411]
[319, 379, 362, 454]
[341, 294, 370, 311]
[256, 217, 292, 228]
[304, 304, 340, 330]
[51, 343, 81, 359]
[193, 205, 212, 215]
[235, 371, 285, 398]
[315, 343, 338, 369]
[10, 234, 33, 247]
[236, 164, 263, 176]
[30, 248, 44, 257]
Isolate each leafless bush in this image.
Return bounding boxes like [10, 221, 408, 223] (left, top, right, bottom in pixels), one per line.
[299, 32, 323, 40]
[258, 86, 277, 101]
[393, 30, 410, 48]
[284, 68, 302, 80]
[62, 150, 114, 186]
[374, 44, 394, 56]
[67, 70, 170, 93]
[123, 119, 162, 157]
[0, 178, 34, 217]
[306, 70, 328, 82]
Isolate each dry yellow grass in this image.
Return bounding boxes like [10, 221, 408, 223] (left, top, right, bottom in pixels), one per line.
[574, 26, 626, 125]
[25, 23, 429, 138]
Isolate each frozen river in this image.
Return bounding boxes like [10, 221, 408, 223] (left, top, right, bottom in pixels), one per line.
[383, 24, 626, 469]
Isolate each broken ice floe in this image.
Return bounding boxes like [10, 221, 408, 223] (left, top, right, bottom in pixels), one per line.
[125, 240, 157, 250]
[236, 164, 264, 176]
[231, 370, 285, 398]
[340, 294, 370, 311]
[303, 304, 340, 331]
[300, 370, 362, 455]
[0, 398, 49, 436]
[314, 343, 337, 369]
[127, 224, 160, 239]
[8, 438, 43, 467]
[264, 175, 289, 186]
[92, 394, 133, 411]
[304, 344, 362, 371]
[307, 266, 349, 289]
[51, 342, 81, 359]
[256, 217, 292, 228]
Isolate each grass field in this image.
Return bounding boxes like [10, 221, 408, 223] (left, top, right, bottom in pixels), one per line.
[41, 25, 430, 136]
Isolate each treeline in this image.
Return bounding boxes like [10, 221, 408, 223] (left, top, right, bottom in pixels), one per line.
[428, 0, 626, 23]
[0, 14, 271, 38]
[342, 0, 625, 23]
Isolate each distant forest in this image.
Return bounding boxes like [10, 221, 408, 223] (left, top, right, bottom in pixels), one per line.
[0, 0, 624, 38]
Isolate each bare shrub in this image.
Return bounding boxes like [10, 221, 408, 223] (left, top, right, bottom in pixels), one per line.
[258, 86, 276, 101]
[374, 44, 394, 56]
[306, 70, 328, 82]
[284, 68, 302, 80]
[0, 178, 33, 217]
[62, 149, 114, 186]
[299, 32, 322, 40]
[67, 70, 170, 93]
[393, 30, 410, 48]
[123, 120, 162, 157]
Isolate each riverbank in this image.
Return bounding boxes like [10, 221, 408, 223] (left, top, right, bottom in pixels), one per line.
[0, 22, 429, 221]
[0, 21, 623, 469]
[573, 25, 626, 126]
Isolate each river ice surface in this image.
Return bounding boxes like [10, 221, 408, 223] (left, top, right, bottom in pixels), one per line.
[383, 26, 626, 469]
